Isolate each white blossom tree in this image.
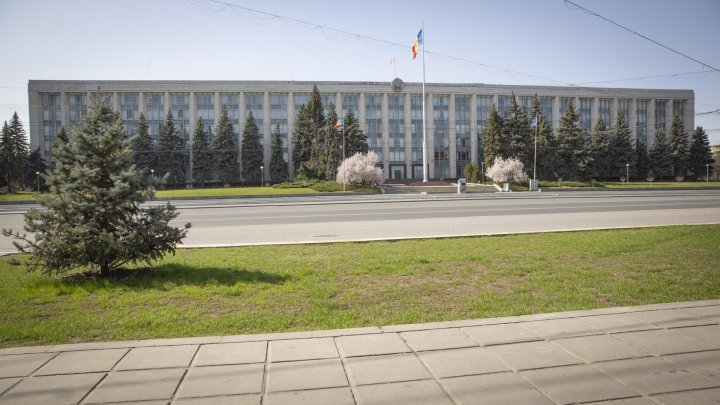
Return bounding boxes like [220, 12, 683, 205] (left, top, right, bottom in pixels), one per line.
[336, 151, 384, 187]
[485, 156, 528, 183]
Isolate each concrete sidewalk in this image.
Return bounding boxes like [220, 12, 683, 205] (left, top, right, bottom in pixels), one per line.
[1, 301, 718, 404]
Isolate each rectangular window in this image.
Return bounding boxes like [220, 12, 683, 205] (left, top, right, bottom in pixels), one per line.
[617, 99, 629, 121]
[455, 95, 471, 169]
[172, 94, 190, 144]
[195, 94, 214, 137]
[540, 97, 553, 124]
[246, 93, 264, 145]
[497, 96, 512, 118]
[519, 96, 533, 115]
[433, 95, 449, 178]
[146, 94, 164, 141]
[476, 95, 492, 162]
[41, 93, 62, 156]
[68, 93, 88, 127]
[388, 95, 404, 162]
[294, 94, 308, 117]
[636, 99, 648, 144]
[320, 94, 335, 117]
[220, 94, 240, 136]
[655, 100, 666, 133]
[599, 98, 611, 129]
[673, 100, 685, 121]
[560, 97, 572, 118]
[342, 94, 359, 116]
[120, 94, 139, 135]
[579, 98, 592, 133]
[364, 94, 382, 160]
[270, 94, 289, 153]
[411, 95, 424, 166]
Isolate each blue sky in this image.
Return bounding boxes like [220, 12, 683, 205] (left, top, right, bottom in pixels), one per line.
[1, 0, 718, 144]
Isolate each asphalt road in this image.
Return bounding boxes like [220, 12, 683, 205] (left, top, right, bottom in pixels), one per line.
[1, 190, 718, 253]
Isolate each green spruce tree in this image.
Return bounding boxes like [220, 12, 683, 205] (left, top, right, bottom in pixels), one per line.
[0, 113, 30, 191]
[191, 117, 213, 185]
[668, 115, 688, 179]
[530, 96, 556, 181]
[610, 111, 634, 180]
[0, 121, 10, 188]
[555, 100, 589, 180]
[506, 94, 532, 168]
[589, 119, 611, 180]
[343, 109, 367, 156]
[648, 130, 673, 180]
[291, 104, 312, 177]
[157, 110, 188, 185]
[131, 114, 157, 177]
[688, 126, 714, 180]
[24, 148, 46, 192]
[634, 138, 649, 181]
[241, 111, 263, 184]
[482, 105, 506, 171]
[270, 123, 288, 182]
[3, 95, 190, 276]
[321, 104, 342, 181]
[214, 106, 240, 184]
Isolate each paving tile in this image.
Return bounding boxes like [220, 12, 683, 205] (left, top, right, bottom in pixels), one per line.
[0, 346, 52, 356]
[584, 398, 656, 404]
[614, 329, 718, 355]
[653, 387, 720, 405]
[0, 378, 20, 395]
[579, 314, 659, 334]
[665, 350, 720, 382]
[418, 347, 509, 378]
[595, 357, 718, 395]
[486, 341, 582, 370]
[133, 336, 221, 347]
[553, 334, 649, 363]
[265, 387, 354, 405]
[521, 364, 640, 404]
[522, 318, 602, 340]
[193, 342, 266, 366]
[345, 353, 430, 385]
[176, 364, 264, 398]
[0, 353, 56, 378]
[463, 323, 541, 346]
[220, 327, 381, 343]
[115, 345, 198, 370]
[269, 338, 338, 362]
[683, 305, 720, 324]
[47, 340, 137, 352]
[355, 379, 453, 405]
[400, 328, 478, 351]
[35, 348, 128, 375]
[85, 368, 185, 403]
[174, 395, 259, 405]
[674, 325, 720, 345]
[623, 308, 716, 328]
[441, 372, 553, 405]
[266, 358, 347, 392]
[0, 373, 104, 405]
[335, 333, 410, 357]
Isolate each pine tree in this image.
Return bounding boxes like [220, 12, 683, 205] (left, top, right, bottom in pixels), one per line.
[530, 96, 555, 181]
[320, 104, 342, 180]
[0, 113, 30, 191]
[241, 111, 263, 183]
[214, 106, 240, 184]
[688, 126, 714, 180]
[555, 100, 589, 180]
[191, 117, 213, 185]
[291, 104, 312, 176]
[343, 109, 367, 156]
[2, 95, 190, 276]
[668, 115, 688, 179]
[270, 123, 288, 182]
[157, 111, 188, 185]
[635, 138, 649, 181]
[24, 148, 46, 192]
[610, 111, 634, 180]
[131, 114, 157, 177]
[589, 119, 611, 180]
[506, 94, 532, 168]
[482, 105, 506, 171]
[648, 130, 673, 180]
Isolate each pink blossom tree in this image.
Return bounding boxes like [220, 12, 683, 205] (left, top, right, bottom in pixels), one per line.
[485, 156, 528, 183]
[336, 151, 385, 187]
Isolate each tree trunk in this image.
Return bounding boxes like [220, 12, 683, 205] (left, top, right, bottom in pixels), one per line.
[100, 262, 110, 276]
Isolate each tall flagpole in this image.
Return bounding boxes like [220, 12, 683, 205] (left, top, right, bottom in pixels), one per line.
[533, 114, 538, 184]
[421, 21, 428, 182]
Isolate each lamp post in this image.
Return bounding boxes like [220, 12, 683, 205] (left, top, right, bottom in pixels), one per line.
[150, 169, 154, 181]
[35, 171, 40, 193]
[707, 164, 710, 183]
[260, 165, 264, 188]
[626, 163, 629, 184]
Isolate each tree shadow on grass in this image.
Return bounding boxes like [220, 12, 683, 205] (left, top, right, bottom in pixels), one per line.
[59, 264, 291, 290]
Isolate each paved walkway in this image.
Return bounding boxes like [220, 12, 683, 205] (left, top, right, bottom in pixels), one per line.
[0, 300, 718, 404]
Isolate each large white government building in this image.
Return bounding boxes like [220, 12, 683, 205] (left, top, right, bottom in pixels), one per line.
[28, 80, 694, 180]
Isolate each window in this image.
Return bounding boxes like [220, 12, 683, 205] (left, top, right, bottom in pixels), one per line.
[68, 94, 88, 127]
[195, 94, 214, 137]
[673, 100, 685, 121]
[388, 95, 404, 162]
[411, 95, 424, 164]
[41, 93, 61, 157]
[617, 99, 629, 121]
[579, 98, 591, 133]
[120, 94, 139, 135]
[270, 94, 289, 153]
[455, 95, 471, 169]
[246, 93, 264, 145]
[433, 95, 449, 178]
[497, 96, 512, 118]
[540, 97, 553, 124]
[342, 94, 359, 116]
[172, 94, 190, 144]
[560, 97, 572, 118]
[220, 94, 240, 136]
[655, 100, 666, 133]
[146, 94, 164, 141]
[476, 95, 492, 162]
[599, 98, 611, 129]
[636, 99, 648, 144]
[364, 94, 382, 160]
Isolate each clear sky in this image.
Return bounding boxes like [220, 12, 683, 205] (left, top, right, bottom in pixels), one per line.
[1, 0, 719, 144]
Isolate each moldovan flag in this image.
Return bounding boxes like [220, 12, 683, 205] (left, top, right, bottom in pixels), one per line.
[333, 117, 344, 129]
[412, 29, 422, 60]
[531, 116, 538, 127]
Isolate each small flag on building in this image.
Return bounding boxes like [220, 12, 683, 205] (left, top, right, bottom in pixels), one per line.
[531, 116, 538, 127]
[412, 29, 422, 60]
[390, 58, 396, 65]
[333, 117, 344, 129]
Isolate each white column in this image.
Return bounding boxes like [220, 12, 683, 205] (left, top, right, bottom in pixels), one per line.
[358, 93, 366, 132]
[552, 96, 560, 131]
[189, 93, 197, 139]
[591, 97, 599, 130]
[647, 99, 656, 144]
[665, 99, 673, 133]
[610, 98, 617, 127]
[448, 94, 457, 178]
[335, 92, 342, 113]
[112, 92, 119, 112]
[60, 92, 68, 130]
[138, 91, 146, 117]
[214, 92, 221, 132]
[164, 92, 171, 115]
[470, 95, 478, 165]
[684, 98, 694, 136]
[629, 99, 637, 141]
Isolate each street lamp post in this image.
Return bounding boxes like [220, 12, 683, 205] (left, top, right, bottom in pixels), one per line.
[35, 171, 40, 193]
[260, 165, 264, 188]
[626, 163, 629, 184]
[150, 169, 154, 181]
[707, 164, 710, 183]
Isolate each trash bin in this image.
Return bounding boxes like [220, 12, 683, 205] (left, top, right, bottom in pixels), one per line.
[529, 179, 538, 191]
[457, 178, 467, 194]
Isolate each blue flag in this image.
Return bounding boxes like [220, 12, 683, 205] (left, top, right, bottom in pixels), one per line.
[531, 116, 538, 127]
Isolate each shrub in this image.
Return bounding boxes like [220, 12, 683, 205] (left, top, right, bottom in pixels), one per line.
[464, 162, 480, 183]
[485, 157, 528, 184]
[336, 152, 385, 187]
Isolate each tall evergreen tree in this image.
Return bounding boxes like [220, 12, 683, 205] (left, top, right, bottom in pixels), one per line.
[668, 114, 688, 179]
[3, 95, 189, 276]
[213, 106, 240, 184]
[270, 123, 288, 182]
[634, 138, 649, 181]
[0, 121, 10, 189]
[688, 126, 714, 180]
[482, 105, 506, 171]
[191, 117, 213, 185]
[530, 96, 555, 181]
[343, 109, 367, 157]
[24, 148, 46, 192]
[506, 94, 532, 168]
[555, 100, 589, 180]
[291, 104, 312, 176]
[648, 130, 673, 180]
[131, 114, 157, 176]
[589, 119, 612, 180]
[241, 111, 263, 183]
[157, 110, 188, 185]
[610, 111, 634, 180]
[0, 113, 30, 191]
[320, 104, 343, 180]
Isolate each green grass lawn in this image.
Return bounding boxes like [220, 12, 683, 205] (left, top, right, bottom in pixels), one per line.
[0, 191, 37, 202]
[603, 181, 720, 188]
[1, 224, 718, 348]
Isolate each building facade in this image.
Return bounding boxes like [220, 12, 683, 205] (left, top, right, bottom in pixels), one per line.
[28, 80, 694, 180]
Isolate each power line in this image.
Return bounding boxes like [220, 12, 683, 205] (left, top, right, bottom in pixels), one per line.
[563, 0, 720, 73]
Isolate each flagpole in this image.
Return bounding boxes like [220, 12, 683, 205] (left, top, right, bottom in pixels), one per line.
[342, 118, 346, 192]
[533, 114, 537, 184]
[421, 21, 428, 183]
